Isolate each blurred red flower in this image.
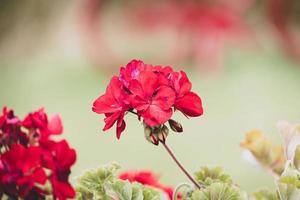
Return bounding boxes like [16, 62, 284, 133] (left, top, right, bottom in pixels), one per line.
[0, 144, 46, 198]
[119, 170, 178, 200]
[0, 107, 76, 200]
[22, 108, 63, 142]
[49, 140, 77, 200]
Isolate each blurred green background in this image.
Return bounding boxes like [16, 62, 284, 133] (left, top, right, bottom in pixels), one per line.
[1, 0, 300, 194]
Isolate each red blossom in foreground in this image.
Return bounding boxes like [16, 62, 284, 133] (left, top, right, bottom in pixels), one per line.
[92, 59, 203, 140]
[119, 170, 179, 200]
[0, 144, 46, 198]
[0, 107, 76, 200]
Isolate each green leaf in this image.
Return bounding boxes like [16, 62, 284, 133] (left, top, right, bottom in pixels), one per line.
[252, 189, 278, 200]
[111, 180, 133, 200]
[189, 183, 247, 200]
[277, 161, 300, 200]
[75, 163, 164, 200]
[132, 183, 144, 200]
[194, 166, 232, 186]
[142, 186, 161, 200]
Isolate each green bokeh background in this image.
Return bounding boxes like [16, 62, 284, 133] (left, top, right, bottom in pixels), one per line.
[1, 47, 300, 193]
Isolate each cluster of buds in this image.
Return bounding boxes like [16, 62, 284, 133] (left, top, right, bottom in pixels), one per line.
[144, 119, 183, 145]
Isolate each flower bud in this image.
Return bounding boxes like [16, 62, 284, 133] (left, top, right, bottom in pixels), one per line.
[168, 119, 183, 133]
[144, 126, 152, 138]
[144, 126, 159, 145]
[150, 134, 159, 146]
[157, 125, 169, 143]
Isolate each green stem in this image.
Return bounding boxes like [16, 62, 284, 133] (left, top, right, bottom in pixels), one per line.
[173, 183, 193, 200]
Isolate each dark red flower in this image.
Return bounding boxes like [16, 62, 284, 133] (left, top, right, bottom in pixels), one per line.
[22, 108, 48, 130]
[22, 108, 63, 142]
[0, 144, 46, 197]
[0, 107, 28, 147]
[0, 107, 76, 199]
[119, 170, 176, 200]
[48, 140, 76, 200]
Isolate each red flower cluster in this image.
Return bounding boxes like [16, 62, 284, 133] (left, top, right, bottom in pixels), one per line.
[0, 107, 76, 200]
[119, 170, 179, 200]
[92, 60, 203, 139]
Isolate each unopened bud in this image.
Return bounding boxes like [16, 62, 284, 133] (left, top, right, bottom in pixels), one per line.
[150, 134, 159, 146]
[144, 126, 152, 138]
[168, 119, 183, 132]
[157, 125, 169, 143]
[144, 126, 159, 145]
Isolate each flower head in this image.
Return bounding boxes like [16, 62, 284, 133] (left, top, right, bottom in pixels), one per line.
[92, 59, 203, 141]
[22, 108, 63, 142]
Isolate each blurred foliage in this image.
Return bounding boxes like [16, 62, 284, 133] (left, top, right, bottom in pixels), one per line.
[240, 130, 285, 176]
[277, 161, 300, 200]
[76, 163, 163, 200]
[181, 167, 247, 200]
[194, 166, 233, 186]
[252, 189, 278, 200]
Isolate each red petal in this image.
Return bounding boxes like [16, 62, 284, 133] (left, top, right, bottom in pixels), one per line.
[142, 106, 172, 127]
[137, 71, 159, 97]
[31, 168, 47, 184]
[51, 178, 76, 200]
[92, 93, 120, 114]
[129, 79, 144, 98]
[116, 119, 126, 139]
[170, 71, 192, 97]
[175, 92, 203, 117]
[103, 111, 122, 131]
[92, 76, 125, 114]
[54, 140, 77, 170]
[152, 86, 175, 110]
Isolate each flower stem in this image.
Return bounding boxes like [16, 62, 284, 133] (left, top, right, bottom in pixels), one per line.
[161, 142, 201, 189]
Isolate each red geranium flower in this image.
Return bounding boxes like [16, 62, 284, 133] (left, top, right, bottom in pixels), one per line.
[92, 59, 203, 141]
[0, 107, 28, 147]
[22, 108, 63, 142]
[119, 170, 177, 200]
